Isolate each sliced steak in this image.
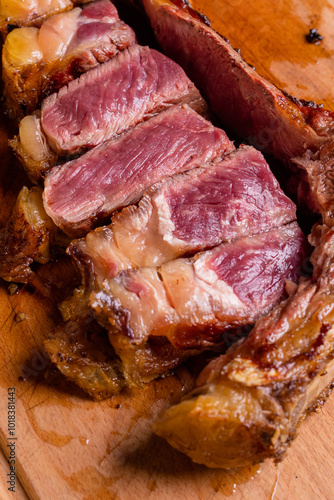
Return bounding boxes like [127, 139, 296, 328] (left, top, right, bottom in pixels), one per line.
[0, 0, 87, 40]
[69, 145, 297, 281]
[43, 105, 233, 237]
[41, 43, 207, 156]
[153, 224, 334, 468]
[2, 0, 137, 121]
[90, 223, 306, 383]
[143, 0, 334, 160]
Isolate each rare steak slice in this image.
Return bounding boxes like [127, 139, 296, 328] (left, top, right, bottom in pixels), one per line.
[43, 105, 233, 237]
[41, 43, 207, 156]
[2, 0, 137, 120]
[69, 145, 297, 281]
[90, 223, 306, 383]
[142, 0, 334, 161]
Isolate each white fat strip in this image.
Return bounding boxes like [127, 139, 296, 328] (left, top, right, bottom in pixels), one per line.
[194, 252, 247, 311]
[19, 114, 53, 162]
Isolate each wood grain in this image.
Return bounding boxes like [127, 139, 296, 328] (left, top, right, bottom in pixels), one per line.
[1, 1, 334, 499]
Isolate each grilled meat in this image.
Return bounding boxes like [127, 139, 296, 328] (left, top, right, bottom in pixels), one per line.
[68, 145, 296, 275]
[0, 186, 56, 283]
[140, 0, 334, 469]
[43, 105, 232, 237]
[142, 0, 334, 161]
[2, 0, 137, 121]
[154, 225, 334, 468]
[89, 223, 305, 384]
[11, 43, 206, 180]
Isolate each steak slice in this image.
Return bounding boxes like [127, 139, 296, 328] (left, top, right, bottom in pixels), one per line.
[142, 0, 334, 160]
[43, 105, 233, 237]
[68, 145, 297, 281]
[90, 223, 306, 383]
[41, 43, 207, 156]
[153, 224, 334, 468]
[2, 0, 137, 120]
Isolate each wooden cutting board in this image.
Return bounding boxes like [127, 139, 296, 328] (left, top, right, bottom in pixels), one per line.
[1, 1, 334, 498]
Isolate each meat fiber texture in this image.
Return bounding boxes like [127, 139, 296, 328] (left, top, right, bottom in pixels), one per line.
[90, 223, 305, 378]
[2, 0, 137, 120]
[12, 43, 207, 181]
[66, 143, 305, 385]
[142, 0, 334, 162]
[69, 145, 297, 279]
[41, 43, 206, 155]
[43, 105, 233, 237]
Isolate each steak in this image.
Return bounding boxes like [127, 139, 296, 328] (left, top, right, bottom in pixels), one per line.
[90, 223, 305, 382]
[139, 0, 334, 469]
[142, 0, 334, 161]
[69, 145, 297, 280]
[2, 0, 137, 120]
[153, 224, 334, 468]
[43, 105, 233, 237]
[41, 43, 207, 156]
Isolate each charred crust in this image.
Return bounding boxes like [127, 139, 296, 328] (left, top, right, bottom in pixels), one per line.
[171, 0, 211, 27]
[304, 328, 328, 360]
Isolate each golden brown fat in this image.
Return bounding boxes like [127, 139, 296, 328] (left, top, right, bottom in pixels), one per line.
[9, 115, 57, 184]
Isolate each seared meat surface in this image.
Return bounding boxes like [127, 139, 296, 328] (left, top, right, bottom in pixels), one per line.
[142, 0, 334, 161]
[0, 186, 56, 283]
[45, 315, 125, 400]
[140, 0, 334, 469]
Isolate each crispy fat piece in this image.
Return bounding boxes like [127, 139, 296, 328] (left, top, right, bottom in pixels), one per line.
[153, 226, 334, 468]
[0, 186, 56, 283]
[45, 315, 125, 400]
[9, 114, 58, 184]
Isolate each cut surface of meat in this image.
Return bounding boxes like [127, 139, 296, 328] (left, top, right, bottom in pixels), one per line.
[40, 43, 206, 156]
[43, 105, 233, 236]
[90, 223, 306, 353]
[153, 224, 334, 468]
[142, 0, 334, 161]
[69, 145, 297, 282]
[2, 0, 137, 120]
